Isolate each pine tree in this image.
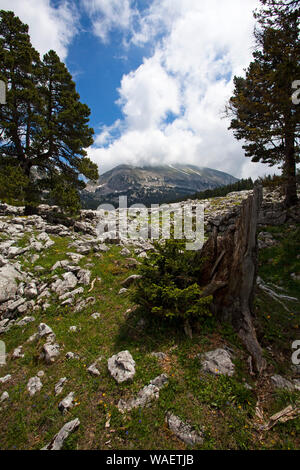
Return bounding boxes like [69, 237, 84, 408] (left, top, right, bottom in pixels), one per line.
[0, 11, 98, 213]
[226, 2, 300, 207]
[0, 11, 41, 177]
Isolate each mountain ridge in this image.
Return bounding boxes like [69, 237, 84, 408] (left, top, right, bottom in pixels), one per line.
[81, 163, 239, 208]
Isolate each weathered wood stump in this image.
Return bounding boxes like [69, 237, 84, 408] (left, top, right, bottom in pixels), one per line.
[198, 184, 266, 374]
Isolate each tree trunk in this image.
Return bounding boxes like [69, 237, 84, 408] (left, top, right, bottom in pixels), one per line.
[283, 135, 298, 208]
[198, 184, 266, 374]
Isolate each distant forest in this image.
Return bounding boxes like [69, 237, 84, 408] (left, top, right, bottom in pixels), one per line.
[172, 171, 300, 203]
[169, 178, 255, 203]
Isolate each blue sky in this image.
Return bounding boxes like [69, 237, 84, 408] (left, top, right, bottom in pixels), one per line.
[1, 0, 278, 179]
[66, 10, 151, 134]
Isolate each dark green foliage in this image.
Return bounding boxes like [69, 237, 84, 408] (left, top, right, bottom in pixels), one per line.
[0, 163, 29, 204]
[226, 2, 300, 207]
[132, 239, 212, 320]
[48, 178, 81, 216]
[0, 11, 99, 213]
[174, 178, 254, 203]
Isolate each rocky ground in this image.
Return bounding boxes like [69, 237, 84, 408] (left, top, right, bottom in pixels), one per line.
[0, 188, 299, 450]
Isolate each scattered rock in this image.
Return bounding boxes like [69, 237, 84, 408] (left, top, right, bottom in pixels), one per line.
[0, 264, 23, 303]
[118, 288, 128, 295]
[24, 282, 38, 299]
[87, 363, 101, 377]
[200, 348, 235, 377]
[271, 374, 295, 391]
[77, 269, 91, 285]
[121, 275, 142, 288]
[91, 312, 101, 320]
[51, 260, 70, 271]
[69, 326, 78, 332]
[0, 374, 11, 384]
[55, 377, 68, 396]
[16, 316, 35, 327]
[150, 374, 169, 389]
[41, 418, 80, 450]
[0, 391, 9, 403]
[65, 352, 80, 360]
[27, 376, 43, 396]
[120, 247, 131, 256]
[166, 413, 204, 447]
[12, 346, 24, 359]
[151, 352, 167, 361]
[40, 343, 60, 364]
[58, 392, 75, 414]
[108, 350, 136, 383]
[118, 384, 159, 412]
[125, 258, 140, 268]
[38, 323, 55, 339]
[118, 374, 168, 412]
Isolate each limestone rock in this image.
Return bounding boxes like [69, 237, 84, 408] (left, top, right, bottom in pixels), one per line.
[77, 269, 91, 285]
[118, 384, 159, 412]
[38, 323, 55, 339]
[16, 316, 35, 327]
[27, 376, 43, 396]
[118, 288, 128, 295]
[166, 413, 204, 447]
[121, 275, 142, 288]
[91, 312, 101, 320]
[58, 392, 75, 414]
[24, 282, 38, 299]
[65, 352, 80, 360]
[271, 374, 295, 391]
[108, 350, 136, 383]
[150, 374, 169, 389]
[41, 418, 80, 450]
[200, 349, 235, 377]
[87, 363, 101, 377]
[118, 374, 168, 413]
[0, 391, 9, 403]
[51, 260, 70, 271]
[0, 374, 11, 384]
[151, 352, 167, 361]
[0, 264, 23, 303]
[40, 343, 60, 364]
[55, 377, 67, 396]
[120, 247, 131, 256]
[12, 346, 24, 359]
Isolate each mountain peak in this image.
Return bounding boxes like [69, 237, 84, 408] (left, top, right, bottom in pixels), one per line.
[82, 164, 238, 208]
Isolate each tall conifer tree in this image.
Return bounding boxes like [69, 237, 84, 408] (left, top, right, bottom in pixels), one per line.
[0, 10, 98, 213]
[226, 1, 300, 207]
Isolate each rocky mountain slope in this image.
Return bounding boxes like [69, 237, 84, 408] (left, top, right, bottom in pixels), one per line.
[81, 164, 238, 208]
[0, 188, 299, 450]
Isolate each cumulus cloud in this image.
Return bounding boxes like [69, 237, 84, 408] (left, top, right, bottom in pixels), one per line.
[86, 0, 277, 179]
[82, 0, 137, 43]
[0, 0, 78, 59]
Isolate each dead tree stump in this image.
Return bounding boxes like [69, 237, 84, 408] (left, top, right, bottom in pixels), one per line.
[198, 184, 266, 374]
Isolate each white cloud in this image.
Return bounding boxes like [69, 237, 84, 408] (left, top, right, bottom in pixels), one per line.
[0, 0, 78, 59]
[87, 0, 275, 179]
[117, 54, 181, 131]
[82, 0, 136, 43]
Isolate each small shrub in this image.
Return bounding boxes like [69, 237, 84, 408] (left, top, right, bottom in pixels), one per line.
[132, 239, 212, 321]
